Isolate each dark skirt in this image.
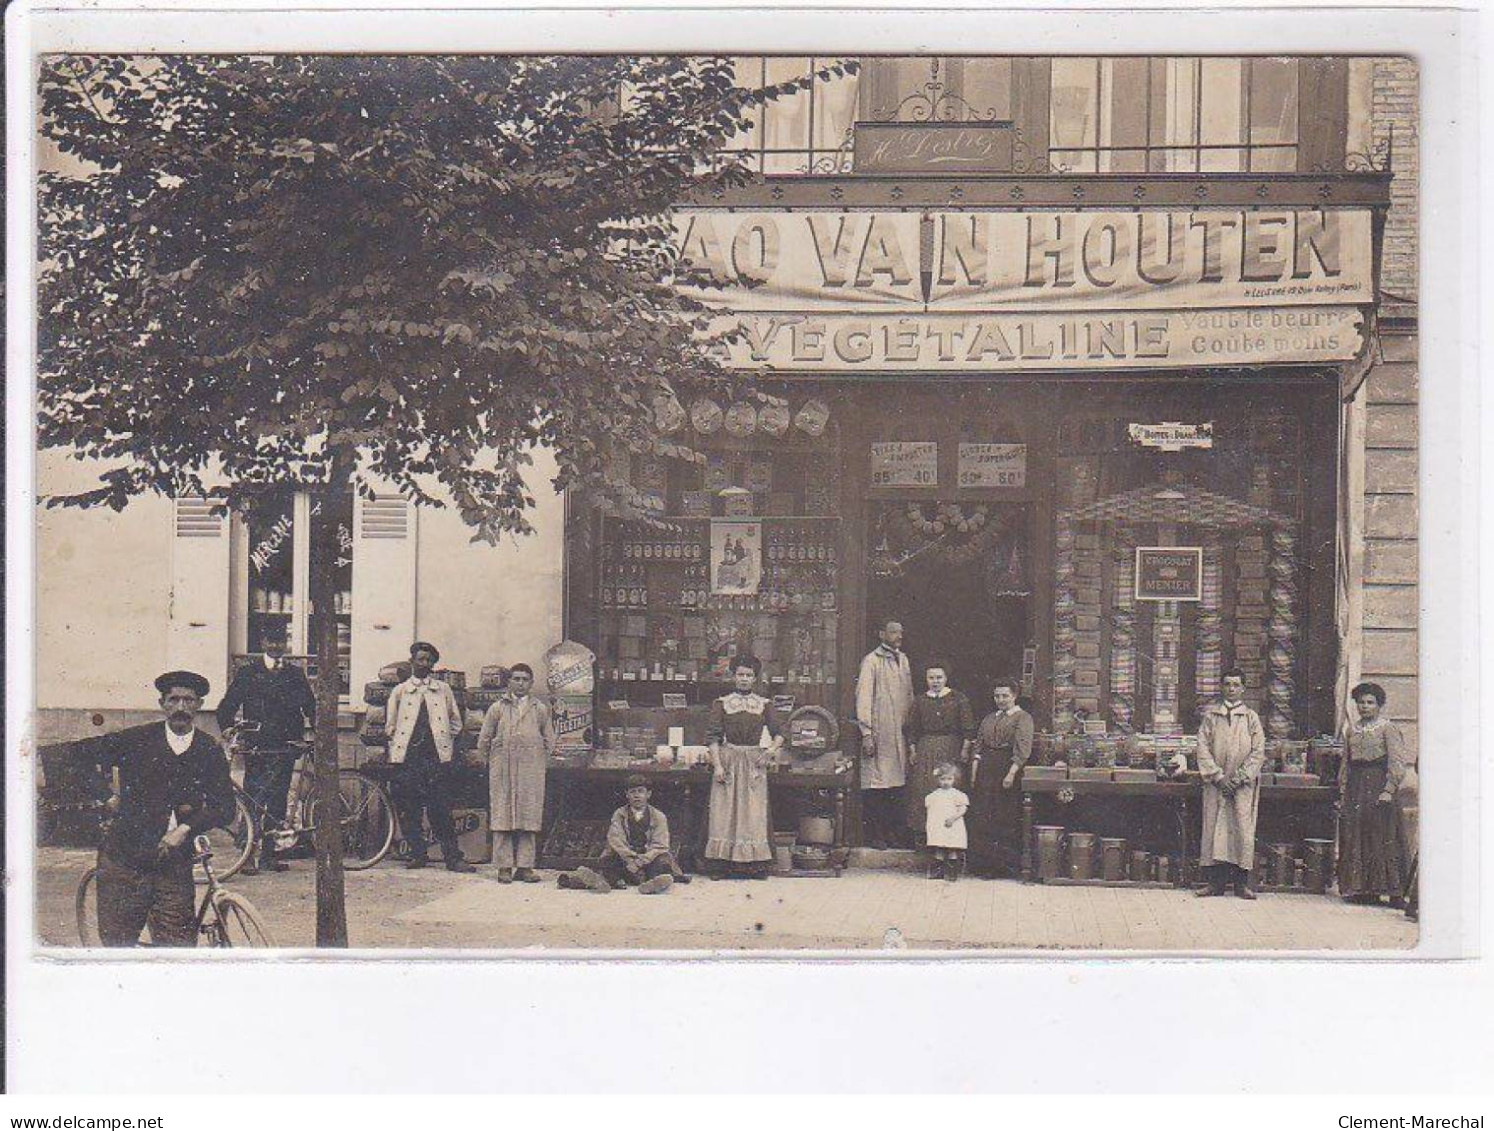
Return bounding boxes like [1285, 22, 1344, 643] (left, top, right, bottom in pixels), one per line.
[967, 750, 1022, 874]
[904, 733, 965, 842]
[1338, 759, 1403, 899]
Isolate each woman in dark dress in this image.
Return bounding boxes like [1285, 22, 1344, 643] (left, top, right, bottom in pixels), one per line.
[704, 656, 783, 878]
[1337, 681, 1409, 904]
[968, 677, 1034, 877]
[904, 661, 975, 844]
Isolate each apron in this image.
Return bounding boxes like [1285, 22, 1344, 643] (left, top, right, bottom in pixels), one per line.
[705, 742, 772, 863]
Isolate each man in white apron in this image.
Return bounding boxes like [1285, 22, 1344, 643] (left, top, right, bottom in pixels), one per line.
[855, 620, 914, 849]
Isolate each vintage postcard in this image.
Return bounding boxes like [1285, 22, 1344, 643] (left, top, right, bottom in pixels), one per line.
[27, 46, 1428, 958]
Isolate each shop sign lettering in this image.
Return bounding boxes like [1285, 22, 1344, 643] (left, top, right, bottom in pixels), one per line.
[1135, 547, 1204, 602]
[870, 442, 938, 488]
[675, 209, 1373, 312]
[708, 308, 1362, 371]
[957, 443, 1027, 488]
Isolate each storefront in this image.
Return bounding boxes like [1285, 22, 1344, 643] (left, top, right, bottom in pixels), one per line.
[556, 173, 1391, 861]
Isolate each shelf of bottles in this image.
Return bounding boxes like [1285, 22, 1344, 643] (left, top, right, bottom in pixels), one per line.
[596, 516, 842, 708]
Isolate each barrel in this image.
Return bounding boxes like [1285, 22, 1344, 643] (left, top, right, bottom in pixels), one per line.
[1100, 837, 1128, 882]
[1068, 832, 1098, 880]
[1036, 826, 1065, 881]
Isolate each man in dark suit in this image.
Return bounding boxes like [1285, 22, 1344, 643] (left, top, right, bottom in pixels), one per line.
[216, 625, 316, 874]
[89, 670, 237, 946]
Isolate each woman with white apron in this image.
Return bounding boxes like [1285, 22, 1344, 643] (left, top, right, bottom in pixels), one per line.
[704, 656, 783, 878]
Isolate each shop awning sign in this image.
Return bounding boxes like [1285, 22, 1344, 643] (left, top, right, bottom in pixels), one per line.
[957, 443, 1027, 488]
[676, 208, 1374, 312]
[706, 307, 1364, 371]
[1135, 547, 1204, 602]
[1128, 422, 1214, 452]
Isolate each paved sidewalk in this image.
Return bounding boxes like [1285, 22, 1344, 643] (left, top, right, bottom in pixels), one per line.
[35, 847, 1417, 952]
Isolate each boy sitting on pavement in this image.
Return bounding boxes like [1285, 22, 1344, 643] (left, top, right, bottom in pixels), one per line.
[561, 775, 690, 894]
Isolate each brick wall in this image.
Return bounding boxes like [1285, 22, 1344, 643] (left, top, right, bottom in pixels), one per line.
[1372, 58, 1418, 300]
[1350, 60, 1418, 753]
[1357, 331, 1418, 754]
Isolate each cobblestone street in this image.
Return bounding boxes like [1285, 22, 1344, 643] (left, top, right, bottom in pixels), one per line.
[36, 847, 1417, 952]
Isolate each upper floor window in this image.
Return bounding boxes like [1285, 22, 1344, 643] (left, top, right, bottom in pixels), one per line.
[1049, 57, 1299, 173]
[723, 57, 860, 174]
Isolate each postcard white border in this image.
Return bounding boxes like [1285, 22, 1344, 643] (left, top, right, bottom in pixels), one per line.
[6, 0, 1487, 1094]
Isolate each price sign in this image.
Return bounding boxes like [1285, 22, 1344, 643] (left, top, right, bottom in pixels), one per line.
[957, 443, 1027, 488]
[870, 442, 937, 488]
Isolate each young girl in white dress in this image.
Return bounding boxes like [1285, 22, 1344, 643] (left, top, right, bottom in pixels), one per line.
[924, 762, 970, 882]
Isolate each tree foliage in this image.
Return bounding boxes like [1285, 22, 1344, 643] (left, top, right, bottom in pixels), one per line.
[38, 54, 854, 531]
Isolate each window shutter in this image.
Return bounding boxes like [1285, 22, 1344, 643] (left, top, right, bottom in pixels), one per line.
[167, 497, 231, 700]
[350, 492, 417, 699]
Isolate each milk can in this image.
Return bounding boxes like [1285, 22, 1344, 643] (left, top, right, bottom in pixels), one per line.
[1067, 832, 1098, 880]
[1035, 826, 1066, 881]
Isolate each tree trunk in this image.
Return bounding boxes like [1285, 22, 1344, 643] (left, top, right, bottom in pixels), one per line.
[309, 484, 349, 947]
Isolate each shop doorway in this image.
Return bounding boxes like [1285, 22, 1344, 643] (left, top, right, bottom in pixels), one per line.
[866, 502, 1032, 704]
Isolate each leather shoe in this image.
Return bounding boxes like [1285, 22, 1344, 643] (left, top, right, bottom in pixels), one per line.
[514, 868, 542, 883]
[445, 858, 477, 874]
[1234, 884, 1258, 900]
[405, 854, 430, 870]
[1195, 885, 1225, 897]
[259, 855, 289, 873]
[494, 868, 514, 884]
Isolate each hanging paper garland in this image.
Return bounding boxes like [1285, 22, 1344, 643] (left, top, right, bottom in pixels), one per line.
[758, 401, 791, 437]
[724, 402, 758, 437]
[690, 398, 723, 434]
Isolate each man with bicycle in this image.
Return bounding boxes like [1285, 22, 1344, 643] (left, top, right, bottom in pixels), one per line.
[216, 624, 316, 874]
[89, 670, 237, 946]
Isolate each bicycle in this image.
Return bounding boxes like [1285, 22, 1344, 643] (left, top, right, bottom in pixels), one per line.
[224, 723, 397, 871]
[76, 829, 276, 947]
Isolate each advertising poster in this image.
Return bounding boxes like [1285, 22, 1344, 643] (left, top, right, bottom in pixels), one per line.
[710, 519, 762, 595]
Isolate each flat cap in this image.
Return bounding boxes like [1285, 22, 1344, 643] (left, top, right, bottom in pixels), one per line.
[155, 670, 210, 698]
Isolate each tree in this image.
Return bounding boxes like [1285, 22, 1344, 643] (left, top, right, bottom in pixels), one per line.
[38, 54, 852, 945]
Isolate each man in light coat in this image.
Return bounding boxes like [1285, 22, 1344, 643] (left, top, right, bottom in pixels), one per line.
[478, 662, 556, 883]
[384, 641, 474, 872]
[855, 619, 915, 849]
[1195, 670, 1266, 899]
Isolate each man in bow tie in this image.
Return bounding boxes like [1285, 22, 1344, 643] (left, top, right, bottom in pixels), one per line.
[1195, 670, 1266, 899]
[216, 624, 315, 874]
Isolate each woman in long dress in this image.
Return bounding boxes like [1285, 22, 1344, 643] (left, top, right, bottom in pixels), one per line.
[967, 679, 1034, 877]
[704, 656, 782, 878]
[904, 661, 975, 845]
[1337, 681, 1409, 904]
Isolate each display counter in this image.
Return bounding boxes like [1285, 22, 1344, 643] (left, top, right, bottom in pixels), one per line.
[1019, 776, 1337, 891]
[539, 756, 855, 873]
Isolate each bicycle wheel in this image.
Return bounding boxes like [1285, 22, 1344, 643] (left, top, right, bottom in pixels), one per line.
[197, 789, 255, 884]
[206, 890, 276, 948]
[75, 866, 101, 946]
[333, 769, 396, 870]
